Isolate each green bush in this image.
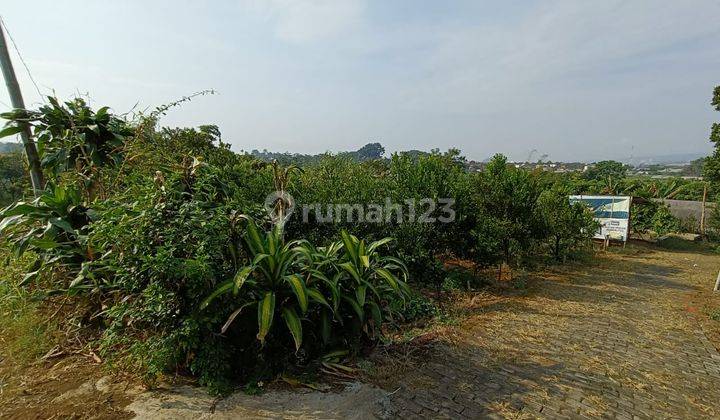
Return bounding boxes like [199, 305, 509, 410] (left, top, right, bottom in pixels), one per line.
[631, 201, 680, 236]
[0, 152, 27, 206]
[0, 97, 608, 393]
[537, 190, 598, 261]
[201, 219, 409, 352]
[471, 154, 543, 267]
[390, 291, 438, 322]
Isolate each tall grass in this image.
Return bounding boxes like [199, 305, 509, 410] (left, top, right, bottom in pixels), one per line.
[0, 246, 56, 367]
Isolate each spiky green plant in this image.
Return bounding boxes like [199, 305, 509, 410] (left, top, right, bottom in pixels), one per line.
[201, 218, 410, 352]
[334, 230, 410, 337]
[201, 216, 315, 350]
[0, 184, 93, 289]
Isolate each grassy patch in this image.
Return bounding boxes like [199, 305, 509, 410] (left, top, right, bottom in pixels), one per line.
[706, 305, 720, 322]
[656, 236, 715, 253]
[0, 247, 56, 367]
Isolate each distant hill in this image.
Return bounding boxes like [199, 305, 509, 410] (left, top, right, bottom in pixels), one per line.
[0, 142, 22, 154]
[621, 152, 706, 166]
[247, 142, 386, 165]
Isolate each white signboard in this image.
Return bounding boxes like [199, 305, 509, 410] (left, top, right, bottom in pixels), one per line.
[569, 195, 631, 242]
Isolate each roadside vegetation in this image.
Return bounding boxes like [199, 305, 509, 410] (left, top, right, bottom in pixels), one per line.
[0, 85, 718, 395]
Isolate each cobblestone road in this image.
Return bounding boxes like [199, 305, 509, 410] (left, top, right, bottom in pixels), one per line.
[375, 248, 720, 419]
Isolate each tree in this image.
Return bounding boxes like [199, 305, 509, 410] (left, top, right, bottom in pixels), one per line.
[352, 142, 385, 161]
[538, 190, 597, 261]
[584, 160, 627, 182]
[474, 154, 542, 269]
[0, 151, 26, 205]
[703, 86, 720, 182]
[682, 158, 704, 177]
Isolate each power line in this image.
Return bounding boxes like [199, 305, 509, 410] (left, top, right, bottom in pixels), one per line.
[0, 16, 43, 100]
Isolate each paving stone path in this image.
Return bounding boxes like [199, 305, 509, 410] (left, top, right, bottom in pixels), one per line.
[375, 249, 720, 419]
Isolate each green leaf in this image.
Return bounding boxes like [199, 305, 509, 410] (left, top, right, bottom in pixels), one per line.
[355, 284, 366, 307]
[49, 217, 75, 234]
[360, 255, 370, 268]
[340, 230, 358, 265]
[1, 203, 40, 217]
[243, 218, 264, 255]
[307, 287, 331, 310]
[367, 237, 394, 253]
[257, 292, 276, 345]
[284, 274, 308, 314]
[200, 280, 233, 309]
[221, 301, 256, 334]
[19, 270, 40, 286]
[339, 262, 362, 284]
[341, 294, 364, 323]
[251, 253, 269, 265]
[282, 307, 303, 351]
[367, 300, 383, 326]
[233, 266, 254, 295]
[321, 349, 349, 362]
[0, 215, 23, 233]
[396, 278, 411, 295]
[375, 268, 400, 292]
[382, 256, 409, 280]
[0, 125, 23, 138]
[320, 310, 331, 344]
[30, 238, 59, 249]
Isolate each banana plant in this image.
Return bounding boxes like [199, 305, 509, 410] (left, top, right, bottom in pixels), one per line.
[201, 216, 315, 350]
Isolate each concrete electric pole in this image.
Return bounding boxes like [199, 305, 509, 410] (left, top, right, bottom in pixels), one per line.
[0, 18, 44, 194]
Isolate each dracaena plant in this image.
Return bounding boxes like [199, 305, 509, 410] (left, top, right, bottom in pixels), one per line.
[334, 230, 410, 337]
[0, 183, 92, 288]
[293, 232, 411, 347]
[201, 217, 412, 354]
[200, 216, 321, 351]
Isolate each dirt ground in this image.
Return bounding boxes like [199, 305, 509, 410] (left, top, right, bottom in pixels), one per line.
[372, 242, 720, 418]
[2, 242, 720, 419]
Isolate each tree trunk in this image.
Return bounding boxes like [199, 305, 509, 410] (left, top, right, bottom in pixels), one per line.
[555, 236, 561, 261]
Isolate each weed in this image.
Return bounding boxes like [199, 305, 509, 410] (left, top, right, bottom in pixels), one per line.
[0, 248, 56, 367]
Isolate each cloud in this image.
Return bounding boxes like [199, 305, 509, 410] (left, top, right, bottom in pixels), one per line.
[385, 0, 720, 115]
[243, 0, 366, 43]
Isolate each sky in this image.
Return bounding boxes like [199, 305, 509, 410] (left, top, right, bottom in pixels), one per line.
[1, 0, 719, 162]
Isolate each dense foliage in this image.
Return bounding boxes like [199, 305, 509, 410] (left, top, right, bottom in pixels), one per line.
[703, 86, 720, 183]
[0, 96, 640, 393]
[0, 151, 26, 205]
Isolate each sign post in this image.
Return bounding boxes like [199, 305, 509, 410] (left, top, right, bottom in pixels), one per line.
[569, 195, 631, 243]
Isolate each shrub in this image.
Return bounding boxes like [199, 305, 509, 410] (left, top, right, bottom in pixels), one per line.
[651, 205, 680, 235]
[198, 219, 410, 378]
[0, 184, 92, 289]
[472, 154, 543, 266]
[390, 291, 438, 322]
[631, 201, 680, 236]
[0, 152, 27, 206]
[537, 190, 598, 261]
[0, 97, 610, 393]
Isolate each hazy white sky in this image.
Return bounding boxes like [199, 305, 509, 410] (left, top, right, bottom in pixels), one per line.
[1, 0, 719, 161]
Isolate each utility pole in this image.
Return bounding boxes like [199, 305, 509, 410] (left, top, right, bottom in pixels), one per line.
[0, 20, 43, 194]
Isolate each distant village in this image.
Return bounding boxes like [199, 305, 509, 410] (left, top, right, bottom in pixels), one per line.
[466, 158, 704, 179]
